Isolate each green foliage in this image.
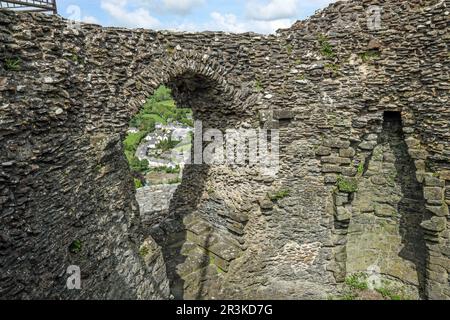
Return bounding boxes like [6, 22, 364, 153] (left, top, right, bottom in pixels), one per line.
[359, 50, 380, 62]
[130, 157, 149, 173]
[341, 293, 357, 300]
[139, 246, 149, 257]
[123, 131, 147, 152]
[357, 162, 364, 176]
[268, 189, 290, 201]
[168, 177, 182, 184]
[69, 54, 78, 63]
[134, 178, 143, 189]
[375, 287, 403, 300]
[123, 85, 191, 176]
[341, 274, 409, 300]
[318, 34, 335, 59]
[174, 109, 194, 127]
[255, 80, 263, 92]
[207, 186, 216, 195]
[129, 86, 193, 129]
[123, 131, 149, 173]
[345, 273, 368, 290]
[325, 63, 340, 76]
[4, 57, 21, 71]
[69, 240, 82, 254]
[156, 137, 181, 152]
[286, 44, 293, 55]
[69, 53, 81, 64]
[152, 85, 173, 102]
[337, 176, 358, 193]
[150, 165, 180, 174]
[129, 115, 157, 132]
[166, 45, 175, 55]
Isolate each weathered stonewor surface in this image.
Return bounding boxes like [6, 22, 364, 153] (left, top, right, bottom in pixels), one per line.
[346, 114, 428, 299]
[136, 184, 178, 228]
[0, 0, 449, 300]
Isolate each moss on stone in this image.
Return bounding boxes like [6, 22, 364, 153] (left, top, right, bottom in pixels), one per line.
[166, 45, 175, 55]
[139, 246, 150, 257]
[286, 44, 293, 55]
[337, 176, 358, 193]
[357, 162, 364, 176]
[69, 240, 82, 254]
[325, 63, 340, 76]
[359, 50, 380, 62]
[68, 52, 82, 64]
[268, 189, 290, 201]
[255, 80, 263, 92]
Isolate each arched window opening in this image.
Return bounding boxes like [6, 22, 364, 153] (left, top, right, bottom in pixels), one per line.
[124, 85, 193, 189]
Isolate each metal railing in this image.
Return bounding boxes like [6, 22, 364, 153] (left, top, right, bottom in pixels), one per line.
[0, 0, 57, 14]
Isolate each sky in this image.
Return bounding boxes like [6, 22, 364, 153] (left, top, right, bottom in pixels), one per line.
[58, 0, 337, 34]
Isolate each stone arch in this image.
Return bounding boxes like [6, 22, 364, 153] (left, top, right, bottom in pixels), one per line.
[122, 52, 243, 124]
[118, 53, 261, 300]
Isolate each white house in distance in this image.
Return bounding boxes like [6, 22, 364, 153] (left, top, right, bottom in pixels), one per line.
[127, 127, 139, 134]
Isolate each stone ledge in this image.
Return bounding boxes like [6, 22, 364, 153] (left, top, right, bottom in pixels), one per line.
[273, 110, 294, 120]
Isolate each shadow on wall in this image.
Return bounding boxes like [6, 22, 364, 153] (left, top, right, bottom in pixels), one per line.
[161, 163, 210, 300]
[343, 111, 429, 299]
[138, 64, 257, 299]
[147, 72, 232, 300]
[386, 112, 428, 299]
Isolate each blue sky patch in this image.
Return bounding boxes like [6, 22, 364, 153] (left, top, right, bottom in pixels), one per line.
[58, 0, 336, 34]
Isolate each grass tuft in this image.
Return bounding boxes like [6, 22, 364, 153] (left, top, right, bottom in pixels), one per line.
[345, 273, 368, 290]
[337, 176, 358, 193]
[4, 57, 21, 71]
[268, 189, 290, 201]
[318, 34, 335, 59]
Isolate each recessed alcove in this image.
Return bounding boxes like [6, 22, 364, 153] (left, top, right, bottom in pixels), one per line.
[345, 111, 427, 299]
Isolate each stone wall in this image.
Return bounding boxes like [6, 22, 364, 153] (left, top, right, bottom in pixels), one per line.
[0, 0, 449, 299]
[136, 184, 178, 229]
[346, 112, 427, 299]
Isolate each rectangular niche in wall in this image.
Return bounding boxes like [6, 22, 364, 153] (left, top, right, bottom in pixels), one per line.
[345, 111, 427, 299]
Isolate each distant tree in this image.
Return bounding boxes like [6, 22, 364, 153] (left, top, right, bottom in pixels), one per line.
[156, 137, 181, 152]
[152, 85, 172, 102]
[130, 157, 149, 173]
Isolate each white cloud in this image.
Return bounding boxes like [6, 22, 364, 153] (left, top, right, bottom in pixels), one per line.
[171, 12, 292, 34]
[246, 0, 299, 21]
[162, 0, 205, 15]
[82, 16, 99, 24]
[209, 12, 246, 33]
[250, 18, 294, 33]
[131, 0, 205, 15]
[65, 5, 100, 25]
[100, 0, 160, 29]
[246, 0, 337, 21]
[211, 12, 293, 34]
